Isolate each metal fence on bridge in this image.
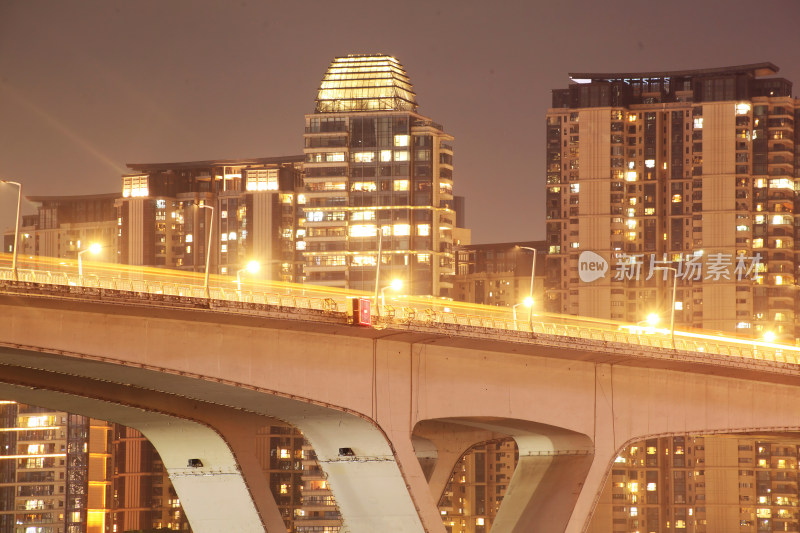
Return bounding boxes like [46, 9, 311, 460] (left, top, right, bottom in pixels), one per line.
[1, 254, 797, 366]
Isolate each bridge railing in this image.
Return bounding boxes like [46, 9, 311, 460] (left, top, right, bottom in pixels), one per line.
[1, 255, 798, 366]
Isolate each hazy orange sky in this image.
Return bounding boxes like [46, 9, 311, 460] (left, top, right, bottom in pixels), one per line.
[2, 0, 799, 243]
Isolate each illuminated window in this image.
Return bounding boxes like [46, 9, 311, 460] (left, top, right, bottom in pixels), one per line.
[280, 484, 288, 495]
[417, 253, 430, 263]
[351, 210, 376, 221]
[645, 159, 655, 168]
[570, 183, 580, 193]
[307, 211, 324, 222]
[393, 224, 410, 236]
[352, 255, 376, 266]
[380, 150, 392, 162]
[349, 225, 377, 237]
[295, 241, 306, 250]
[394, 150, 409, 161]
[417, 224, 430, 236]
[644, 207, 655, 215]
[630, 507, 638, 517]
[693, 117, 703, 129]
[245, 168, 279, 191]
[279, 448, 291, 459]
[628, 482, 639, 492]
[393, 180, 409, 191]
[626, 171, 637, 181]
[646, 482, 657, 491]
[394, 134, 410, 147]
[353, 151, 376, 163]
[229, 232, 236, 240]
[736, 103, 751, 115]
[352, 181, 377, 192]
[753, 238, 763, 248]
[122, 175, 149, 198]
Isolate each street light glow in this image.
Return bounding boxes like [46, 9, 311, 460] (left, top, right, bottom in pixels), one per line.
[523, 296, 533, 307]
[764, 331, 776, 343]
[390, 278, 403, 291]
[646, 313, 660, 327]
[245, 260, 260, 274]
[88, 243, 102, 255]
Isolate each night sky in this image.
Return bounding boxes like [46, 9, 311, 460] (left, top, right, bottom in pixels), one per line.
[2, 0, 799, 244]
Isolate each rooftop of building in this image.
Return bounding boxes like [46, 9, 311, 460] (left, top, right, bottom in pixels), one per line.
[315, 54, 418, 114]
[27, 192, 120, 203]
[569, 62, 780, 83]
[125, 154, 304, 173]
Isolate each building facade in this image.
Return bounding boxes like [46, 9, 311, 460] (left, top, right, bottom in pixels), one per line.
[302, 54, 456, 296]
[452, 241, 546, 309]
[118, 156, 304, 282]
[0, 402, 113, 533]
[545, 63, 800, 340]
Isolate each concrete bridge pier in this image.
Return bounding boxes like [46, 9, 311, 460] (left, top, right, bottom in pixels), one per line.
[0, 380, 282, 533]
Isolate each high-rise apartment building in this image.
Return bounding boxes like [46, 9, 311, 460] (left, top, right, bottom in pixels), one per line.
[587, 434, 800, 533]
[302, 54, 456, 296]
[0, 402, 113, 533]
[118, 156, 304, 281]
[545, 63, 800, 340]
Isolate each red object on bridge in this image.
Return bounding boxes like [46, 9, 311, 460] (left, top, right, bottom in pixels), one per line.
[357, 297, 371, 326]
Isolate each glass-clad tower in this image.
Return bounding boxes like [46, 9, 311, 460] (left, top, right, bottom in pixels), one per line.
[303, 54, 456, 296]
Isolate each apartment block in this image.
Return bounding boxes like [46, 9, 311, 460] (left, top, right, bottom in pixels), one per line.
[452, 241, 546, 309]
[118, 156, 304, 282]
[0, 403, 113, 533]
[545, 63, 800, 340]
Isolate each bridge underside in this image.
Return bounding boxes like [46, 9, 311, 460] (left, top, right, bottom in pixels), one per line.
[0, 345, 432, 532]
[6, 295, 800, 533]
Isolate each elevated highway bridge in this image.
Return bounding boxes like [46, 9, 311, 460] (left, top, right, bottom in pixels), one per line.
[2, 254, 800, 533]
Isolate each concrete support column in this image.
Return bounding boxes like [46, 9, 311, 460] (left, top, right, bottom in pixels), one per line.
[565, 363, 618, 533]
[413, 420, 507, 502]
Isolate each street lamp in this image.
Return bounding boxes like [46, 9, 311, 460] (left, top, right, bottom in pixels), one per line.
[1, 180, 22, 281]
[519, 246, 537, 333]
[653, 266, 678, 348]
[77, 242, 103, 277]
[512, 296, 533, 322]
[196, 203, 214, 299]
[373, 227, 385, 314]
[380, 278, 403, 313]
[763, 331, 777, 343]
[236, 260, 260, 300]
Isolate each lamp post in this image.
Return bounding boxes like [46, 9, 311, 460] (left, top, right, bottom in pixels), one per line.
[654, 266, 678, 348]
[512, 297, 534, 323]
[519, 246, 537, 333]
[380, 278, 403, 312]
[373, 227, 385, 316]
[77, 242, 103, 277]
[197, 203, 214, 299]
[1, 180, 22, 282]
[236, 260, 260, 301]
